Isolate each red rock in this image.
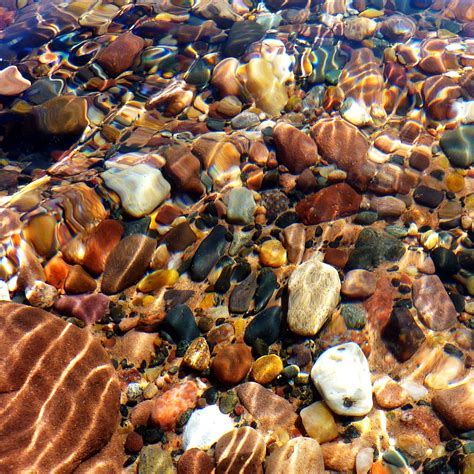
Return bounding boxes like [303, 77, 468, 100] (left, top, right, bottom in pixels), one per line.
[97, 32, 145, 77]
[54, 293, 110, 325]
[273, 123, 318, 174]
[163, 145, 204, 195]
[151, 381, 199, 430]
[324, 248, 349, 268]
[178, 448, 214, 474]
[341, 269, 377, 298]
[296, 168, 318, 192]
[125, 431, 144, 454]
[296, 183, 362, 224]
[44, 255, 71, 289]
[83, 219, 124, 275]
[422, 75, 461, 121]
[311, 118, 375, 190]
[212, 343, 252, 385]
[130, 400, 154, 427]
[64, 265, 96, 294]
[363, 276, 395, 330]
[282, 223, 306, 264]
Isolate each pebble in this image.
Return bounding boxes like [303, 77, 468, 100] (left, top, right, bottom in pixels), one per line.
[163, 304, 200, 342]
[382, 307, 426, 361]
[0, 65, 31, 95]
[440, 124, 474, 168]
[413, 185, 445, 209]
[183, 337, 211, 371]
[265, 437, 325, 474]
[0, 281, 9, 301]
[311, 342, 373, 416]
[101, 234, 156, 295]
[226, 187, 256, 225]
[183, 405, 234, 450]
[224, 21, 266, 57]
[177, 449, 213, 474]
[138, 445, 174, 474]
[212, 343, 253, 385]
[102, 164, 170, 218]
[229, 272, 257, 313]
[251, 354, 283, 384]
[431, 246, 460, 275]
[137, 269, 179, 293]
[341, 269, 377, 299]
[64, 265, 96, 294]
[259, 239, 287, 268]
[244, 306, 282, 346]
[344, 16, 377, 41]
[25, 281, 58, 309]
[54, 293, 109, 325]
[288, 255, 341, 336]
[373, 375, 409, 409]
[369, 196, 407, 218]
[230, 111, 260, 129]
[341, 304, 367, 330]
[125, 431, 144, 454]
[300, 401, 339, 443]
[281, 223, 305, 264]
[162, 222, 197, 253]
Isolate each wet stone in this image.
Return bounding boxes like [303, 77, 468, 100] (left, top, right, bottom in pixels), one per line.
[300, 401, 339, 444]
[413, 185, 444, 208]
[230, 111, 260, 130]
[64, 265, 96, 295]
[431, 247, 460, 275]
[224, 21, 266, 57]
[138, 445, 174, 474]
[440, 124, 474, 168]
[244, 306, 282, 346]
[54, 293, 109, 325]
[229, 272, 257, 314]
[253, 270, 278, 313]
[212, 343, 253, 385]
[163, 304, 200, 343]
[177, 449, 213, 474]
[251, 354, 283, 384]
[162, 222, 197, 253]
[341, 304, 367, 330]
[226, 187, 256, 225]
[341, 269, 377, 299]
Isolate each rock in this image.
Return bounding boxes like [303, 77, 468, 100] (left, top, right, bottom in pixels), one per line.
[251, 354, 283, 384]
[25, 281, 59, 309]
[101, 234, 156, 294]
[190, 225, 228, 282]
[340, 304, 367, 330]
[224, 21, 266, 57]
[296, 183, 362, 224]
[183, 337, 211, 371]
[380, 14, 416, 42]
[23, 213, 58, 258]
[321, 441, 361, 472]
[413, 185, 444, 209]
[259, 239, 287, 267]
[97, 32, 145, 76]
[373, 375, 409, 409]
[83, 220, 123, 275]
[226, 187, 256, 225]
[346, 228, 406, 270]
[23, 77, 63, 105]
[0, 65, 31, 95]
[311, 342, 373, 416]
[183, 405, 234, 450]
[340, 97, 372, 126]
[151, 381, 199, 430]
[236, 382, 298, 432]
[282, 223, 305, 264]
[369, 196, 406, 218]
[430, 247, 460, 275]
[215, 427, 265, 473]
[212, 58, 244, 98]
[212, 343, 252, 385]
[162, 221, 197, 252]
[138, 445, 174, 474]
[432, 380, 474, 431]
[229, 272, 257, 313]
[273, 123, 318, 174]
[341, 270, 377, 299]
[230, 111, 260, 129]
[0, 302, 120, 472]
[311, 117, 374, 190]
[412, 275, 458, 330]
[300, 401, 339, 443]
[244, 306, 282, 346]
[102, 164, 171, 218]
[422, 75, 460, 121]
[138, 269, 179, 293]
[288, 255, 341, 336]
[125, 431, 144, 454]
[64, 265, 96, 294]
[163, 304, 200, 342]
[178, 449, 214, 474]
[253, 270, 278, 313]
[0, 281, 9, 301]
[54, 293, 109, 325]
[344, 17, 377, 41]
[440, 124, 474, 168]
[265, 437, 324, 474]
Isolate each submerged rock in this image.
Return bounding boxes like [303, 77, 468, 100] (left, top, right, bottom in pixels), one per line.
[0, 65, 31, 95]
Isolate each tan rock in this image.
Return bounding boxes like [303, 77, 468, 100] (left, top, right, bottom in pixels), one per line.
[300, 401, 339, 443]
[373, 375, 409, 409]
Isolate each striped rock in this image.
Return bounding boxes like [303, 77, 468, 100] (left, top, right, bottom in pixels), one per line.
[0, 302, 121, 472]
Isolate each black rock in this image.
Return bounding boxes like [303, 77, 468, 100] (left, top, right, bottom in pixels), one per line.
[381, 307, 425, 362]
[229, 272, 257, 314]
[254, 269, 278, 312]
[261, 190, 290, 223]
[123, 217, 152, 237]
[190, 225, 228, 281]
[346, 228, 406, 270]
[214, 261, 234, 294]
[244, 306, 282, 346]
[458, 249, 474, 271]
[413, 185, 444, 208]
[275, 211, 300, 229]
[431, 247, 460, 275]
[164, 289, 195, 310]
[224, 21, 266, 58]
[231, 261, 252, 282]
[354, 211, 378, 225]
[439, 124, 474, 168]
[163, 304, 200, 342]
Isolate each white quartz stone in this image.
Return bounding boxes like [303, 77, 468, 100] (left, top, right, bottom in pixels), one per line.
[183, 405, 234, 450]
[102, 163, 170, 218]
[311, 342, 373, 416]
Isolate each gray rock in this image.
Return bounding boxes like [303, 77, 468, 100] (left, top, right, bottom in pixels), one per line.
[230, 111, 260, 130]
[440, 124, 474, 168]
[226, 187, 256, 225]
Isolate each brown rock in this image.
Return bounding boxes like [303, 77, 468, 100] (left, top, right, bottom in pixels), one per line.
[215, 427, 265, 473]
[163, 145, 204, 195]
[64, 265, 96, 294]
[130, 400, 154, 427]
[265, 437, 324, 474]
[0, 302, 120, 472]
[125, 431, 144, 454]
[178, 448, 214, 474]
[432, 380, 474, 431]
[324, 248, 349, 268]
[341, 269, 377, 299]
[97, 32, 145, 76]
[44, 255, 71, 289]
[212, 344, 252, 385]
[296, 183, 362, 224]
[321, 441, 362, 472]
[16, 242, 46, 290]
[282, 223, 306, 264]
[370, 196, 406, 218]
[236, 382, 297, 432]
[162, 221, 197, 252]
[373, 376, 409, 409]
[273, 123, 318, 174]
[101, 234, 156, 295]
[422, 75, 461, 121]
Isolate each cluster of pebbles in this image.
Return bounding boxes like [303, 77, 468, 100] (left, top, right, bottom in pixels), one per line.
[0, 0, 474, 472]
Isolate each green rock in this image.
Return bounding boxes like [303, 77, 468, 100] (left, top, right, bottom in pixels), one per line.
[385, 225, 408, 238]
[138, 445, 174, 474]
[440, 124, 474, 168]
[219, 390, 239, 414]
[341, 304, 367, 330]
[354, 211, 378, 225]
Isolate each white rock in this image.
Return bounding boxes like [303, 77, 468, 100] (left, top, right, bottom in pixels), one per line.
[340, 98, 372, 126]
[102, 163, 170, 218]
[0, 281, 10, 301]
[311, 342, 373, 416]
[399, 380, 428, 401]
[288, 255, 341, 336]
[183, 405, 234, 450]
[356, 447, 374, 474]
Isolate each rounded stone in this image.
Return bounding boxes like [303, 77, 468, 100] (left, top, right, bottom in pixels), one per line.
[64, 265, 96, 295]
[341, 269, 376, 299]
[178, 449, 213, 474]
[259, 239, 287, 268]
[183, 337, 211, 372]
[212, 344, 253, 385]
[251, 354, 283, 384]
[300, 401, 339, 443]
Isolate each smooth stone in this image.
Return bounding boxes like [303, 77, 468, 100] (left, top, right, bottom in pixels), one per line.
[369, 196, 406, 218]
[265, 437, 324, 474]
[224, 21, 266, 57]
[64, 265, 96, 294]
[344, 16, 377, 41]
[251, 354, 283, 384]
[373, 375, 409, 409]
[440, 124, 474, 168]
[137, 269, 179, 293]
[25, 281, 58, 309]
[125, 432, 144, 454]
[138, 446, 174, 474]
[346, 228, 406, 270]
[381, 307, 426, 361]
[163, 304, 200, 342]
[341, 270, 377, 299]
[253, 270, 278, 313]
[101, 234, 156, 295]
[380, 14, 416, 41]
[183, 405, 234, 450]
[431, 247, 460, 275]
[300, 401, 339, 443]
[296, 183, 362, 224]
[236, 382, 298, 432]
[288, 255, 341, 336]
[54, 293, 109, 325]
[259, 239, 287, 267]
[413, 185, 444, 209]
[244, 306, 282, 346]
[0, 281, 9, 301]
[226, 187, 256, 225]
[311, 342, 373, 416]
[282, 223, 305, 264]
[162, 221, 197, 252]
[212, 343, 252, 385]
[183, 337, 211, 372]
[102, 164, 170, 218]
[230, 111, 260, 130]
[177, 449, 214, 474]
[229, 272, 257, 313]
[23, 77, 64, 105]
[190, 225, 228, 282]
[412, 275, 458, 330]
[215, 427, 265, 473]
[123, 216, 151, 237]
[354, 211, 378, 225]
[23, 213, 58, 258]
[0, 65, 31, 95]
[273, 123, 319, 174]
[340, 304, 367, 330]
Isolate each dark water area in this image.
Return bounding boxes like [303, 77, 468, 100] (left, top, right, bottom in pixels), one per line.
[0, 0, 473, 473]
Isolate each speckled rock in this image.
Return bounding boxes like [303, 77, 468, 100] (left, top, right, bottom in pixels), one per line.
[138, 445, 174, 474]
[183, 337, 211, 371]
[251, 354, 283, 384]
